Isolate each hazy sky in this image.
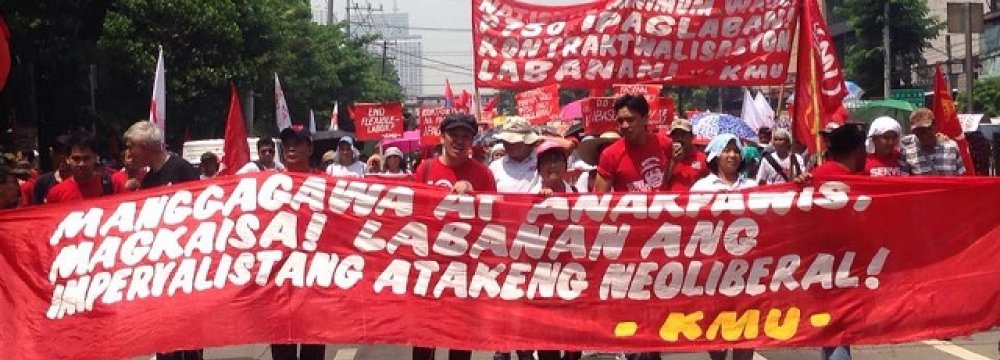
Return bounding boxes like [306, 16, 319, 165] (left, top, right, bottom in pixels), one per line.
[332, 0, 590, 96]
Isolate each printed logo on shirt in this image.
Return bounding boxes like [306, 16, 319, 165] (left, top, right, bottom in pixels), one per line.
[632, 157, 665, 191]
[691, 161, 702, 170]
[431, 179, 454, 188]
[869, 167, 901, 177]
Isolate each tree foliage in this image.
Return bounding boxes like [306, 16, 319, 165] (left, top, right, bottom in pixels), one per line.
[972, 77, 1000, 117]
[1, 0, 403, 153]
[837, 0, 944, 98]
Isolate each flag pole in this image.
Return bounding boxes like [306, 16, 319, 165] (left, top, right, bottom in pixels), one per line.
[787, 1, 804, 176]
[475, 87, 484, 124]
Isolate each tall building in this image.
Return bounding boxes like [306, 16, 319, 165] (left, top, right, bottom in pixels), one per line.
[351, 4, 424, 98]
[309, 0, 334, 25]
[980, 3, 1000, 79]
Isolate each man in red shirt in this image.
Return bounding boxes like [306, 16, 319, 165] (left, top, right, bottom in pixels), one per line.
[411, 113, 492, 360]
[594, 94, 674, 193]
[46, 133, 120, 204]
[414, 113, 496, 194]
[666, 119, 708, 191]
[269, 125, 325, 360]
[811, 124, 867, 177]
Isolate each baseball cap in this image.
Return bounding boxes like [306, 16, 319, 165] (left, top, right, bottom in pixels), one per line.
[535, 138, 572, 156]
[339, 136, 356, 147]
[669, 119, 693, 133]
[440, 113, 478, 135]
[279, 125, 312, 143]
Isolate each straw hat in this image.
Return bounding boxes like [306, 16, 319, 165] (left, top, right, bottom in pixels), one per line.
[577, 131, 621, 166]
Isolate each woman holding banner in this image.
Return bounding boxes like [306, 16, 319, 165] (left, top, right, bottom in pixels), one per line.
[690, 133, 758, 360]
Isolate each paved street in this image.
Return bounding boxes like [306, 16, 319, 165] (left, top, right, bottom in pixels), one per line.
[133, 330, 998, 360]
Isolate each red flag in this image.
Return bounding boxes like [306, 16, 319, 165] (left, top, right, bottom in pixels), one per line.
[482, 96, 499, 112]
[219, 83, 250, 176]
[932, 65, 975, 175]
[457, 89, 472, 110]
[793, 0, 848, 153]
[443, 79, 455, 108]
[0, 14, 10, 91]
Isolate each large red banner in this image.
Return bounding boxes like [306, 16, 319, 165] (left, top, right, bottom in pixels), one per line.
[418, 106, 458, 145]
[2, 174, 1000, 360]
[516, 84, 560, 124]
[473, 0, 798, 89]
[351, 102, 404, 141]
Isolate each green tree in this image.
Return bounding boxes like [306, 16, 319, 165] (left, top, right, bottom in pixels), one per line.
[837, 0, 944, 98]
[972, 77, 1000, 117]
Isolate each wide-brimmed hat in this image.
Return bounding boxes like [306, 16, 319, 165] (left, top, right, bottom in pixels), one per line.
[577, 131, 621, 166]
[493, 116, 542, 144]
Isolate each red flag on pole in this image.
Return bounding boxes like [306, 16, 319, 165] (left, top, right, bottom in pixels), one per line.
[792, 0, 848, 153]
[457, 89, 472, 111]
[444, 79, 455, 108]
[219, 83, 250, 176]
[932, 65, 976, 175]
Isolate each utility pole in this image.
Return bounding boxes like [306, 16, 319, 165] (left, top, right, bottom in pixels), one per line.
[882, 1, 891, 98]
[381, 41, 388, 77]
[945, 34, 954, 88]
[947, 2, 984, 113]
[964, 2, 975, 112]
[327, 0, 334, 25]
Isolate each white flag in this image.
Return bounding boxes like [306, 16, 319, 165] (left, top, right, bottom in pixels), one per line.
[330, 102, 339, 131]
[741, 89, 765, 132]
[309, 109, 317, 133]
[148, 46, 166, 134]
[754, 91, 775, 129]
[274, 73, 292, 130]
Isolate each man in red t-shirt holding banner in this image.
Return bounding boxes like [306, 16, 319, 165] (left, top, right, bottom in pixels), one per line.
[351, 102, 404, 141]
[515, 84, 559, 125]
[46, 133, 121, 204]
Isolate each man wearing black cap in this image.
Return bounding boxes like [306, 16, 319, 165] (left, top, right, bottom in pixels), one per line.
[270, 124, 326, 360]
[414, 113, 496, 195]
[411, 113, 492, 360]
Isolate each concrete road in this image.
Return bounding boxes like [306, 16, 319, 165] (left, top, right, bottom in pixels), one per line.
[133, 330, 998, 360]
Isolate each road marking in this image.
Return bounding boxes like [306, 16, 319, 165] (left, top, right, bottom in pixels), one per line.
[922, 340, 993, 360]
[752, 352, 770, 360]
[333, 347, 358, 360]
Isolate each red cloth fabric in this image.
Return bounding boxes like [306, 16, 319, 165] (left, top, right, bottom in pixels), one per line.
[811, 161, 857, 177]
[45, 176, 105, 204]
[597, 134, 674, 192]
[863, 153, 902, 177]
[413, 157, 496, 192]
[19, 179, 34, 206]
[667, 149, 709, 192]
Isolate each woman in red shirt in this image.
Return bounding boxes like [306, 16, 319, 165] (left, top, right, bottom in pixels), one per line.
[863, 117, 902, 177]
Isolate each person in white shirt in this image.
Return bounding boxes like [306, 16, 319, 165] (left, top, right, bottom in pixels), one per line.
[691, 133, 760, 192]
[236, 137, 285, 175]
[489, 116, 542, 193]
[690, 133, 758, 360]
[325, 136, 365, 178]
[574, 131, 621, 193]
[382, 147, 409, 174]
[755, 128, 803, 185]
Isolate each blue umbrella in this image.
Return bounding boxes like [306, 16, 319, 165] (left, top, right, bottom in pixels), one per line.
[690, 113, 758, 140]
